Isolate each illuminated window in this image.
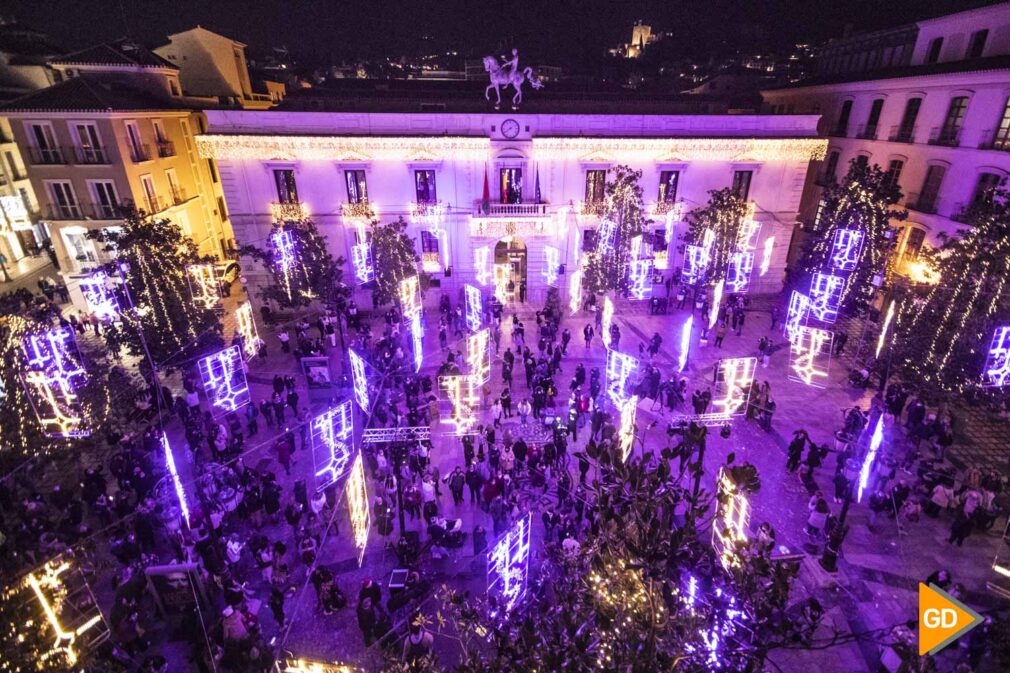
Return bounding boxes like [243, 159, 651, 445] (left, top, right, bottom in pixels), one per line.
[902, 227, 925, 261]
[883, 159, 904, 188]
[500, 167, 522, 204]
[274, 169, 298, 203]
[345, 169, 368, 204]
[420, 230, 439, 254]
[731, 170, 753, 200]
[584, 169, 606, 203]
[658, 170, 679, 202]
[414, 169, 436, 203]
[992, 98, 1010, 150]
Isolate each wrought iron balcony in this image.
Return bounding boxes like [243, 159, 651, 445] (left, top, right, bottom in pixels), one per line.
[927, 126, 961, 147]
[156, 140, 175, 158]
[578, 200, 608, 217]
[888, 125, 917, 143]
[270, 200, 310, 223]
[28, 146, 68, 165]
[169, 186, 187, 205]
[74, 145, 110, 164]
[855, 124, 878, 140]
[905, 192, 939, 215]
[472, 202, 549, 217]
[978, 128, 1010, 151]
[341, 201, 376, 220]
[130, 144, 151, 163]
[828, 125, 849, 138]
[44, 202, 123, 220]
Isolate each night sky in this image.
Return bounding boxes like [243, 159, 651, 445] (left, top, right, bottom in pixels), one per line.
[3, 0, 989, 67]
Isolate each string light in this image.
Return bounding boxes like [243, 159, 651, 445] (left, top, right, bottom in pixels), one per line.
[857, 415, 885, 502]
[466, 329, 491, 384]
[311, 401, 354, 490]
[186, 264, 220, 311]
[197, 346, 250, 413]
[532, 136, 827, 162]
[711, 357, 756, 417]
[875, 300, 897, 359]
[234, 302, 263, 360]
[21, 327, 89, 438]
[759, 236, 775, 276]
[346, 452, 370, 566]
[569, 269, 583, 314]
[277, 657, 357, 673]
[983, 326, 1010, 387]
[469, 216, 553, 239]
[601, 296, 615, 347]
[78, 272, 120, 320]
[161, 433, 191, 527]
[348, 349, 370, 412]
[788, 326, 833, 387]
[486, 513, 532, 615]
[712, 467, 750, 569]
[198, 134, 491, 161]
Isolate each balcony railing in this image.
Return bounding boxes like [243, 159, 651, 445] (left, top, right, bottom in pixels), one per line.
[156, 140, 175, 158]
[144, 195, 164, 213]
[927, 126, 961, 147]
[45, 201, 125, 220]
[472, 202, 549, 217]
[341, 201, 376, 220]
[905, 192, 939, 215]
[888, 125, 917, 143]
[270, 200, 310, 223]
[46, 203, 83, 219]
[130, 144, 151, 163]
[828, 126, 849, 138]
[855, 124, 879, 140]
[813, 172, 836, 187]
[578, 200, 608, 217]
[28, 146, 68, 165]
[978, 128, 1010, 151]
[74, 145, 110, 164]
[410, 200, 445, 226]
[169, 186, 187, 205]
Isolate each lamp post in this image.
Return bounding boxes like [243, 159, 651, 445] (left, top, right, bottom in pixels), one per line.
[820, 458, 860, 572]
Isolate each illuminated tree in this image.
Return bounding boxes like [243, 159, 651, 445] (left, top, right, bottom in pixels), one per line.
[241, 216, 350, 310]
[89, 211, 223, 368]
[683, 188, 752, 284]
[796, 160, 907, 315]
[894, 183, 1010, 395]
[583, 166, 650, 297]
[370, 216, 421, 307]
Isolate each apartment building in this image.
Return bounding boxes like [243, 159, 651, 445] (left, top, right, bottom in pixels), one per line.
[763, 2, 1010, 279]
[0, 38, 232, 307]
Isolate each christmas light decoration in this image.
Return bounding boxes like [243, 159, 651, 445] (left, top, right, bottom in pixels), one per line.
[474, 246, 491, 286]
[409, 200, 445, 228]
[198, 134, 491, 161]
[679, 315, 693, 372]
[186, 264, 220, 311]
[788, 326, 833, 388]
[347, 349, 370, 413]
[784, 291, 810, 344]
[399, 275, 422, 317]
[467, 329, 491, 384]
[681, 245, 707, 285]
[618, 394, 638, 462]
[709, 279, 724, 330]
[272, 229, 297, 300]
[410, 312, 424, 372]
[234, 302, 262, 360]
[628, 259, 653, 299]
[346, 452, 370, 566]
[0, 194, 30, 229]
[440, 375, 478, 434]
[469, 215, 554, 239]
[79, 272, 120, 320]
[712, 467, 750, 569]
[277, 657, 357, 673]
[311, 401, 354, 490]
[21, 327, 89, 438]
[808, 273, 845, 323]
[569, 269, 583, 314]
[464, 284, 483, 332]
[198, 346, 250, 413]
[711, 357, 756, 417]
[543, 245, 560, 286]
[736, 212, 761, 252]
[531, 136, 827, 162]
[875, 300, 897, 359]
[486, 512, 532, 615]
[270, 201, 310, 223]
[23, 560, 107, 668]
[601, 296, 615, 347]
[598, 219, 617, 251]
[161, 433, 191, 528]
[759, 236, 775, 276]
[351, 242, 374, 284]
[857, 415, 885, 502]
[725, 252, 753, 294]
[606, 348, 639, 406]
[493, 264, 509, 303]
[830, 228, 864, 272]
[983, 326, 1010, 387]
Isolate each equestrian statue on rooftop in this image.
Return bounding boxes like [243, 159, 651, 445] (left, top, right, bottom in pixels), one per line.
[483, 48, 543, 110]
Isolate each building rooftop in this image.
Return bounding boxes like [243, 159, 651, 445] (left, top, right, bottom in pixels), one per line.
[0, 76, 180, 113]
[49, 37, 178, 70]
[276, 79, 737, 115]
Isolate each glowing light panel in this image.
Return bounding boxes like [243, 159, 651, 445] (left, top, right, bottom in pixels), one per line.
[713, 468, 750, 569]
[711, 357, 756, 417]
[760, 236, 775, 276]
[857, 415, 885, 502]
[311, 401, 354, 490]
[273, 229, 297, 299]
[679, 315, 693, 372]
[161, 433, 190, 527]
[606, 348, 639, 406]
[22, 327, 89, 437]
[681, 245, 707, 285]
[25, 561, 106, 667]
[346, 452, 370, 566]
[598, 219, 616, 251]
[464, 284, 483, 332]
[709, 279, 724, 330]
[474, 246, 491, 286]
[348, 349, 370, 412]
[726, 252, 754, 294]
[467, 329, 491, 384]
[830, 228, 864, 272]
[399, 275, 422, 317]
[187, 263, 220, 310]
[543, 245, 560, 286]
[234, 302, 263, 360]
[788, 326, 833, 388]
[486, 512, 532, 615]
[809, 273, 845, 323]
[601, 296, 614, 348]
[569, 269, 583, 314]
[440, 375, 478, 434]
[198, 346, 250, 412]
[351, 242, 374, 284]
[784, 291, 810, 344]
[628, 259, 653, 299]
[410, 312, 424, 372]
[618, 395, 638, 462]
[79, 272, 119, 320]
[875, 301, 897, 359]
[983, 325, 1010, 387]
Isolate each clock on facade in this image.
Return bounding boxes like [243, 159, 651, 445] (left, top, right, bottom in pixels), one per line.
[500, 119, 520, 139]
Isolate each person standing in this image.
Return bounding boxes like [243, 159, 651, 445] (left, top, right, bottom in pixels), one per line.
[786, 430, 808, 473]
[448, 467, 466, 506]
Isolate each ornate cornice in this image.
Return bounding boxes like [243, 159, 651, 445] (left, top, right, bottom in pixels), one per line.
[196, 134, 491, 161]
[533, 137, 828, 162]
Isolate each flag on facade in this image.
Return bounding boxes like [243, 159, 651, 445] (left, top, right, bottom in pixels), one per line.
[481, 164, 490, 214]
[534, 166, 542, 204]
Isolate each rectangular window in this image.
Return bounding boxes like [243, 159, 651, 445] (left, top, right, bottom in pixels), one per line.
[125, 121, 147, 162]
[926, 37, 943, 64]
[918, 165, 946, 212]
[854, 155, 869, 169]
[823, 151, 840, 182]
[938, 96, 968, 143]
[968, 29, 988, 59]
[731, 170, 753, 200]
[207, 158, 218, 183]
[833, 100, 852, 136]
[218, 195, 229, 221]
[895, 98, 921, 142]
[993, 98, 1010, 150]
[863, 99, 884, 137]
[28, 122, 62, 164]
[500, 167, 523, 204]
[582, 229, 598, 253]
[420, 230, 439, 253]
[140, 174, 159, 213]
[584, 169, 606, 204]
[166, 169, 182, 204]
[90, 181, 119, 218]
[903, 228, 926, 261]
[414, 169, 436, 203]
[48, 181, 80, 218]
[658, 170, 679, 202]
[884, 160, 904, 188]
[345, 169, 368, 204]
[973, 172, 1001, 204]
[73, 122, 104, 163]
[274, 169, 298, 203]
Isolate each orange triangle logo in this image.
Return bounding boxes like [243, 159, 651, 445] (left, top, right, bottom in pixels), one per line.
[918, 583, 983, 655]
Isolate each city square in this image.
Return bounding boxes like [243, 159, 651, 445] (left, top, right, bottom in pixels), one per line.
[1, 3, 1009, 673]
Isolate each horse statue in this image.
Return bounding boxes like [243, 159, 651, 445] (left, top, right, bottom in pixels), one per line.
[483, 49, 543, 110]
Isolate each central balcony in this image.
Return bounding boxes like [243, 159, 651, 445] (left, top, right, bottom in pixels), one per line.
[472, 202, 549, 217]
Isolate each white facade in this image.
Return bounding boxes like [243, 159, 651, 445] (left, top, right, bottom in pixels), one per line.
[200, 109, 824, 305]
[763, 3, 1010, 278]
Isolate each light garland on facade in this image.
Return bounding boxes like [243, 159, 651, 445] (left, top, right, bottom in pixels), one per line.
[197, 134, 491, 161]
[79, 272, 120, 320]
[311, 401, 354, 490]
[348, 349, 370, 413]
[711, 357, 756, 417]
[532, 136, 828, 162]
[234, 302, 262, 360]
[486, 513, 532, 616]
[161, 433, 191, 528]
[712, 467, 750, 569]
[408, 200, 445, 228]
[466, 328, 491, 385]
[346, 452, 370, 566]
[469, 215, 553, 239]
[270, 201, 310, 223]
[197, 346, 250, 413]
[788, 326, 833, 388]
